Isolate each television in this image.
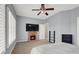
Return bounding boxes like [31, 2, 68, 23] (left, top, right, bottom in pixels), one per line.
[26, 24, 39, 31]
[62, 34, 72, 44]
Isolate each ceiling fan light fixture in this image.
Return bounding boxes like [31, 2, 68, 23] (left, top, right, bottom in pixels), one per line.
[41, 11, 43, 13]
[32, 4, 54, 16]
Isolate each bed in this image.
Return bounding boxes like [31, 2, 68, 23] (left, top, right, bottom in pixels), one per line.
[31, 43, 79, 54]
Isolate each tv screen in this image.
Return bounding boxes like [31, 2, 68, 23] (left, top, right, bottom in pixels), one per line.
[26, 24, 39, 31]
[62, 34, 72, 44]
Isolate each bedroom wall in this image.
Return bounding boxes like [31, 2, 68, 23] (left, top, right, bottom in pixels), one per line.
[47, 10, 72, 44]
[46, 7, 79, 46]
[16, 15, 46, 42]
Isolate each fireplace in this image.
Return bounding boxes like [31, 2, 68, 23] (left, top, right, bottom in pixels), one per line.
[28, 32, 38, 41]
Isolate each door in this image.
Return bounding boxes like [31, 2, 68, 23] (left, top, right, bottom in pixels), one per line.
[39, 24, 45, 40]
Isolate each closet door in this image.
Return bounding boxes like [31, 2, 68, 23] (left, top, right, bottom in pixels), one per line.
[39, 24, 45, 40]
[0, 5, 6, 53]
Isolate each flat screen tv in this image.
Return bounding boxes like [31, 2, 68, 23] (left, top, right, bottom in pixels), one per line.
[62, 34, 72, 44]
[26, 24, 39, 31]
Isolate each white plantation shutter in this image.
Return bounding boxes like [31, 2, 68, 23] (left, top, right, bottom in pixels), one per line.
[0, 5, 5, 53]
[8, 9, 16, 47]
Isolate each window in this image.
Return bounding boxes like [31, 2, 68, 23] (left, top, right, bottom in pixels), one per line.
[8, 8, 16, 47]
[0, 5, 6, 53]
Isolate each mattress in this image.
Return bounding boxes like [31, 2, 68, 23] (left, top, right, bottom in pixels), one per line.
[31, 43, 79, 54]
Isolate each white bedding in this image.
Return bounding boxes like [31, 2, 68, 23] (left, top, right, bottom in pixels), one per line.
[31, 43, 79, 54]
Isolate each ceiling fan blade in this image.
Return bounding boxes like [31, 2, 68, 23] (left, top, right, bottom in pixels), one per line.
[32, 9, 40, 11]
[37, 11, 41, 15]
[46, 8, 54, 10]
[45, 12, 48, 16]
[41, 4, 45, 9]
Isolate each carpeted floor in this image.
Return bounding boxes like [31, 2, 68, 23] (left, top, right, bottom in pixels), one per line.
[11, 39, 49, 54]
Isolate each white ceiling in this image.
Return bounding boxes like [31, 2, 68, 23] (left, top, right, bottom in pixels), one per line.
[13, 4, 79, 19]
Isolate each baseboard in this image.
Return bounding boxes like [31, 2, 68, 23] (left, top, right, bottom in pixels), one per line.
[16, 39, 28, 42]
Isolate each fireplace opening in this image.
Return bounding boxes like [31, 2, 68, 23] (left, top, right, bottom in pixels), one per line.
[30, 35, 36, 40]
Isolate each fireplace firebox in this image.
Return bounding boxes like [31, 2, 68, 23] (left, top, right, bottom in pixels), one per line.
[30, 35, 36, 40]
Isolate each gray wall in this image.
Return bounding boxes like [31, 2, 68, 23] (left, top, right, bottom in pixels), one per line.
[46, 7, 79, 45]
[16, 16, 45, 42]
[5, 4, 16, 54]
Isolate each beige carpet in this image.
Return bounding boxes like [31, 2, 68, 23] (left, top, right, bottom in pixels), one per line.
[12, 39, 49, 54]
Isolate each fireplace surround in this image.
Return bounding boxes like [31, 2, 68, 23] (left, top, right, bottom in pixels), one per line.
[28, 32, 38, 41]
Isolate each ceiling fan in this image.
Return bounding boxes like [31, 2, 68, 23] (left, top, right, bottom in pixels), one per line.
[32, 4, 54, 16]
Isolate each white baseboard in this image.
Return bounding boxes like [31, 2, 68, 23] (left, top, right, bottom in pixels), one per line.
[16, 39, 28, 42]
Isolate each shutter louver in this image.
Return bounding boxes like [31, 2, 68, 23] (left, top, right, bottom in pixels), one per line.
[0, 4, 5, 53]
